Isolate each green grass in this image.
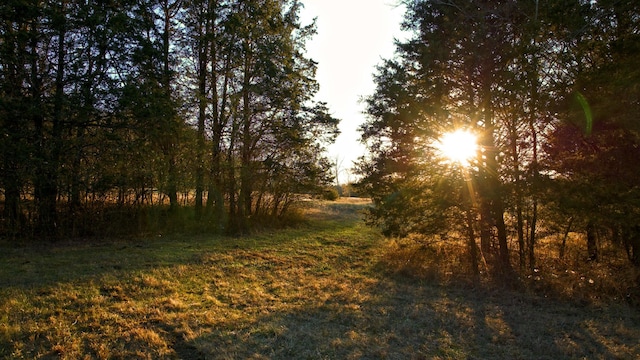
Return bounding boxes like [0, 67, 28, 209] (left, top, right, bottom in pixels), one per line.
[1, 198, 639, 359]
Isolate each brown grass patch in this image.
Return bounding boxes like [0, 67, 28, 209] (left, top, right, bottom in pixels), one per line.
[377, 234, 476, 284]
[376, 231, 640, 306]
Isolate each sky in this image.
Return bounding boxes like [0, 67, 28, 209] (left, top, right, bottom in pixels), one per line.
[298, 0, 407, 179]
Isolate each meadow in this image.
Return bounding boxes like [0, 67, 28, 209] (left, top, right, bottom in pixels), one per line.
[1, 198, 639, 359]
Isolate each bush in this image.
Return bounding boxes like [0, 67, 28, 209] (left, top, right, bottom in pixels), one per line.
[320, 187, 339, 201]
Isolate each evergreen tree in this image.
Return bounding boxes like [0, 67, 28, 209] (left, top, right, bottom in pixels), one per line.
[358, 0, 640, 276]
[0, 0, 338, 238]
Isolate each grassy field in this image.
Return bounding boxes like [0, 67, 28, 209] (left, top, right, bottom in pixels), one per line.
[1, 198, 639, 359]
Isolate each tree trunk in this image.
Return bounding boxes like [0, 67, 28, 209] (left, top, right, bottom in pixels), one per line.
[161, 0, 179, 212]
[510, 122, 526, 270]
[195, 13, 208, 219]
[527, 4, 541, 271]
[528, 200, 538, 269]
[31, 28, 59, 237]
[466, 208, 480, 280]
[479, 203, 492, 256]
[2, 157, 21, 235]
[479, 80, 512, 277]
[238, 42, 253, 228]
[226, 101, 240, 234]
[494, 200, 512, 276]
[586, 220, 598, 261]
[167, 159, 178, 212]
[516, 205, 525, 269]
[559, 217, 574, 259]
[207, 18, 231, 231]
[227, 144, 239, 234]
[629, 226, 640, 267]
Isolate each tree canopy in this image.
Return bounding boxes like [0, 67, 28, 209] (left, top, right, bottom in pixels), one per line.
[0, 0, 339, 238]
[357, 0, 640, 275]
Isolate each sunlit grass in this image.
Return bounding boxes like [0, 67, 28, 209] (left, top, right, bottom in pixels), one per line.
[1, 198, 639, 359]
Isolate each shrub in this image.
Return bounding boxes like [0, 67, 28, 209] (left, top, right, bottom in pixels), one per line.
[320, 187, 339, 201]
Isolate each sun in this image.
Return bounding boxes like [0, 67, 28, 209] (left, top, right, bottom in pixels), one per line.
[436, 129, 479, 166]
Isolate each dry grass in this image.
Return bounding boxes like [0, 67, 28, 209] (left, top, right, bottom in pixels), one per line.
[1, 198, 639, 359]
[528, 233, 640, 306]
[379, 231, 640, 305]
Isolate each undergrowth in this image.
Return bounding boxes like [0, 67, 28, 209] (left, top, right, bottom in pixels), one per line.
[1, 200, 314, 242]
[378, 232, 640, 307]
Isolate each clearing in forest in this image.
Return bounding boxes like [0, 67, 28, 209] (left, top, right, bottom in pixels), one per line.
[0, 198, 639, 359]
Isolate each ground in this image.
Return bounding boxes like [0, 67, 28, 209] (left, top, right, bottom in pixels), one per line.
[0, 198, 639, 359]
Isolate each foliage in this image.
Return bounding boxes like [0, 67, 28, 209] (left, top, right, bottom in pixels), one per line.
[0, 0, 338, 238]
[320, 186, 339, 201]
[357, 0, 640, 278]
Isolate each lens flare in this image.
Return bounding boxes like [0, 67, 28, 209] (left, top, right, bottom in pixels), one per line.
[576, 91, 593, 136]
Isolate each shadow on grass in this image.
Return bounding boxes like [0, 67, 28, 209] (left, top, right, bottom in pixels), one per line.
[2, 199, 638, 359]
[0, 199, 362, 284]
[173, 279, 638, 359]
[0, 201, 369, 291]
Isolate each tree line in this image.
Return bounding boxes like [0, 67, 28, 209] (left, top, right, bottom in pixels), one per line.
[357, 0, 640, 277]
[0, 0, 338, 238]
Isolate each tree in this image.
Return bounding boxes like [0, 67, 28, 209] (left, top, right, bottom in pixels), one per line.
[0, 0, 34, 234]
[218, 0, 335, 233]
[543, 0, 640, 265]
[0, 0, 337, 239]
[358, 0, 640, 278]
[359, 0, 532, 277]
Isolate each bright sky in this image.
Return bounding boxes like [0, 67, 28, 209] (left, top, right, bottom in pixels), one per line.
[299, 0, 407, 180]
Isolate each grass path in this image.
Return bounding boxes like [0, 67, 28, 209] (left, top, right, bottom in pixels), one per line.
[1, 199, 639, 359]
